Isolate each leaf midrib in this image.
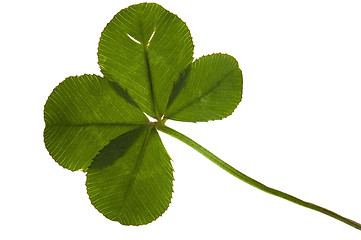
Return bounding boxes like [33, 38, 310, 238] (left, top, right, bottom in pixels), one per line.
[138, 11, 159, 118]
[46, 123, 147, 127]
[118, 126, 152, 221]
[165, 69, 238, 118]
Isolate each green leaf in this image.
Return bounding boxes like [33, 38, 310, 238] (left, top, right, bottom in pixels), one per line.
[44, 74, 148, 171]
[98, 2, 194, 118]
[86, 126, 174, 225]
[43, 3, 361, 231]
[165, 54, 243, 122]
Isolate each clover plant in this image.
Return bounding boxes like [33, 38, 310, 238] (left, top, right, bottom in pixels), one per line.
[44, 2, 361, 230]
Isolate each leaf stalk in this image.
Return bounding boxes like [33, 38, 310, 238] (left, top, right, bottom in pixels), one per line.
[157, 125, 361, 231]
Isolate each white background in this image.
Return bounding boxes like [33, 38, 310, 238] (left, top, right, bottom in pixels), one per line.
[1, 0, 361, 239]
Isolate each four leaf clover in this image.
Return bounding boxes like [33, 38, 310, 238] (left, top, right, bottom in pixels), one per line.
[44, 2, 361, 231]
[44, 2, 242, 225]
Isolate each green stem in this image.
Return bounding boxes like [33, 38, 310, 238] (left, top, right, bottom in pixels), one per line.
[158, 125, 361, 231]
